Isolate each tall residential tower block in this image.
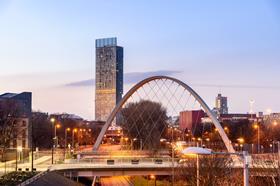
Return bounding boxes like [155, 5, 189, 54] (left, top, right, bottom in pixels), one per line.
[95, 37, 123, 122]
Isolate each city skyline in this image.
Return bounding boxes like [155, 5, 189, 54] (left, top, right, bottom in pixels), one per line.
[0, 1, 280, 120]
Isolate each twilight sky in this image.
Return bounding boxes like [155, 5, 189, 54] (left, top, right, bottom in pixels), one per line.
[0, 0, 280, 120]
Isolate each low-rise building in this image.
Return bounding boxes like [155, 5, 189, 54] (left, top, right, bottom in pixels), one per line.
[179, 110, 205, 131]
[0, 92, 32, 148]
[219, 113, 257, 122]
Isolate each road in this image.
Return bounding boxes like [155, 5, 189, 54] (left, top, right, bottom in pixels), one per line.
[0, 155, 52, 176]
[101, 176, 133, 186]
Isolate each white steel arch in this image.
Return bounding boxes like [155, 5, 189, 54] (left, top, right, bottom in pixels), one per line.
[93, 76, 235, 153]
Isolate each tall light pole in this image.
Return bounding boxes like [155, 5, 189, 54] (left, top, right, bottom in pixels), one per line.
[54, 124, 61, 147]
[50, 118, 55, 164]
[171, 127, 174, 186]
[196, 154, 199, 186]
[237, 137, 245, 152]
[243, 151, 250, 186]
[277, 141, 280, 186]
[72, 128, 77, 151]
[64, 128, 70, 159]
[132, 138, 137, 150]
[150, 175, 156, 186]
[253, 124, 260, 153]
[31, 119, 34, 172]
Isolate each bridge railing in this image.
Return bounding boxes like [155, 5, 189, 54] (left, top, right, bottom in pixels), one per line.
[64, 157, 181, 165]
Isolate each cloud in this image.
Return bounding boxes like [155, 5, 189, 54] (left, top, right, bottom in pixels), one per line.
[65, 70, 182, 87]
[66, 79, 93, 87]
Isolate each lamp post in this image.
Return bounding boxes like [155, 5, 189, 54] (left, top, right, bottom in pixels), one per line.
[277, 141, 280, 186]
[197, 138, 202, 147]
[31, 118, 34, 173]
[78, 128, 82, 148]
[52, 123, 61, 164]
[150, 175, 156, 186]
[171, 126, 175, 186]
[64, 128, 70, 159]
[253, 124, 260, 153]
[72, 128, 77, 151]
[182, 147, 250, 186]
[54, 124, 61, 147]
[237, 137, 245, 152]
[50, 118, 55, 164]
[132, 138, 137, 150]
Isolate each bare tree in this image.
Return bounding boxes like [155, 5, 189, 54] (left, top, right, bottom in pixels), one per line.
[120, 100, 168, 150]
[175, 154, 242, 186]
[0, 100, 20, 161]
[31, 112, 52, 149]
[250, 154, 280, 186]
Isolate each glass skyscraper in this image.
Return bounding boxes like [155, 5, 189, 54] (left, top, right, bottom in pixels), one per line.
[215, 93, 228, 115]
[95, 37, 123, 122]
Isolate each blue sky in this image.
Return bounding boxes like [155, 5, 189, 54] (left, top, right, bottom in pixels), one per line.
[0, 0, 279, 120]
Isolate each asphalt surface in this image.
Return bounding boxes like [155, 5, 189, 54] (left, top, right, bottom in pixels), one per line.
[101, 176, 133, 186]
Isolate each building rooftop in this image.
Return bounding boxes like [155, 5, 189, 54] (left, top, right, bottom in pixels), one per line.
[0, 93, 18, 98]
[96, 37, 117, 48]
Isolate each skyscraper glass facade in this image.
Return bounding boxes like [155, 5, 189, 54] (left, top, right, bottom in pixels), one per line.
[95, 37, 123, 122]
[215, 93, 228, 115]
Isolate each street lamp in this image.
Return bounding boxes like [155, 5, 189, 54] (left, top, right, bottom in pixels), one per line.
[272, 140, 280, 186]
[182, 147, 250, 186]
[51, 122, 61, 164]
[50, 118, 55, 164]
[253, 124, 260, 153]
[237, 137, 244, 144]
[197, 137, 202, 147]
[224, 126, 229, 133]
[270, 144, 273, 153]
[55, 124, 61, 147]
[150, 175, 156, 186]
[65, 128, 71, 159]
[50, 118, 55, 123]
[130, 138, 143, 150]
[72, 128, 77, 150]
[171, 126, 175, 186]
[124, 137, 129, 142]
[237, 137, 245, 151]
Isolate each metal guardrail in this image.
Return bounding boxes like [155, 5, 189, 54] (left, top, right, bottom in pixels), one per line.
[74, 157, 180, 164]
[17, 170, 49, 186]
[48, 158, 181, 172]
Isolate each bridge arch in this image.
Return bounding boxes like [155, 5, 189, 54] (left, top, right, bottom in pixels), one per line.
[93, 76, 235, 153]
